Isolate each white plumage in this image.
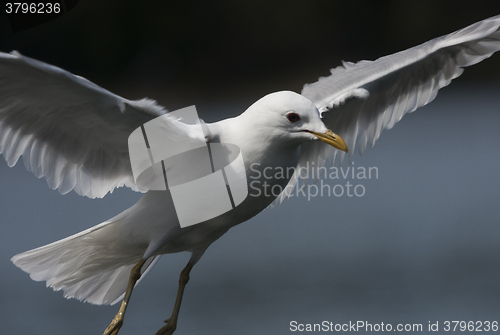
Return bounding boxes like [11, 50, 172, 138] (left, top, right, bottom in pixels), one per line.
[2, 14, 500, 335]
[276, 14, 500, 204]
[11, 200, 159, 305]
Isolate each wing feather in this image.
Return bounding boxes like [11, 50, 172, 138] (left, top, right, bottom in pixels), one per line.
[301, 15, 500, 164]
[0, 51, 185, 198]
[274, 15, 500, 205]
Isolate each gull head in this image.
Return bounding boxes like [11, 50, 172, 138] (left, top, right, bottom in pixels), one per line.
[238, 91, 347, 152]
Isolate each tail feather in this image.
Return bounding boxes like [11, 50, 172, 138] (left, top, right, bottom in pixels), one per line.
[11, 215, 158, 305]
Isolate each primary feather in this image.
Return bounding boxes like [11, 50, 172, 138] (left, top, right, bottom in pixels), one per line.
[274, 14, 500, 205]
[0, 51, 183, 198]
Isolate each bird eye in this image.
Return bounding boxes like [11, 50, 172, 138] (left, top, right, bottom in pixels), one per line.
[286, 112, 301, 123]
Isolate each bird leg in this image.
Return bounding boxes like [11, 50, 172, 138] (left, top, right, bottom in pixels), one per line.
[103, 258, 146, 335]
[155, 259, 195, 335]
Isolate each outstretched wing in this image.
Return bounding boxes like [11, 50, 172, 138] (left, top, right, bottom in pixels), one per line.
[0, 51, 169, 198]
[302, 14, 500, 165]
[275, 14, 500, 204]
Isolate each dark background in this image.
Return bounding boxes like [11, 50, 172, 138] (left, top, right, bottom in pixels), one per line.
[1, 1, 500, 113]
[1, 1, 500, 334]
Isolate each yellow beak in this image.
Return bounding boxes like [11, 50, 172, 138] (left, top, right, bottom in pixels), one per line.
[309, 129, 348, 152]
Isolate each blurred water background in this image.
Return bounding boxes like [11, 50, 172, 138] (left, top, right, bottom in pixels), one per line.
[1, 2, 500, 334]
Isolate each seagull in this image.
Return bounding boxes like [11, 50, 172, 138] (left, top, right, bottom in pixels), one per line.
[1, 14, 500, 335]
